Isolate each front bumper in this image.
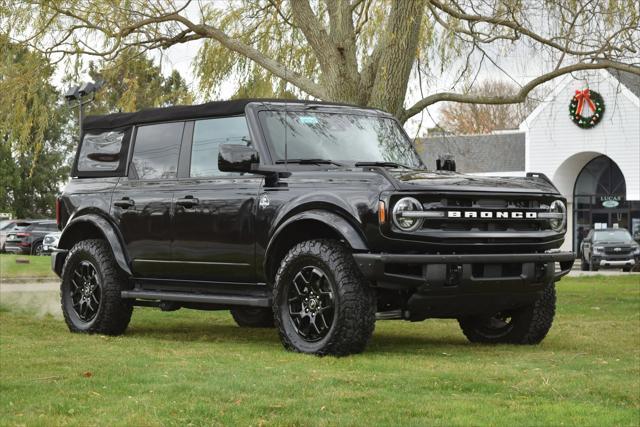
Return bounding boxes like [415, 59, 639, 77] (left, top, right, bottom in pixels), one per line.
[354, 251, 575, 320]
[593, 257, 637, 267]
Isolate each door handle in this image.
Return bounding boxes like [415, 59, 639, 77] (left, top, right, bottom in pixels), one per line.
[114, 197, 135, 209]
[176, 196, 199, 207]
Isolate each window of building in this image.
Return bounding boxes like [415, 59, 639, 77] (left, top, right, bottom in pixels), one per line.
[190, 116, 251, 178]
[131, 122, 184, 180]
[77, 131, 124, 172]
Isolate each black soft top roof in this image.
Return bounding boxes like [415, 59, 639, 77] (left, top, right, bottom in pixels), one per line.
[82, 98, 364, 131]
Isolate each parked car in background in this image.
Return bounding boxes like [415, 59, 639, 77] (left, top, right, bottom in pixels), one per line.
[0, 219, 19, 252]
[580, 228, 640, 272]
[4, 220, 58, 255]
[42, 232, 62, 254]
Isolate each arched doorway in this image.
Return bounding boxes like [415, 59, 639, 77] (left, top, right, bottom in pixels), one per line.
[573, 155, 629, 251]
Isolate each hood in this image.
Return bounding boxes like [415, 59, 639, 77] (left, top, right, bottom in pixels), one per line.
[387, 170, 560, 194]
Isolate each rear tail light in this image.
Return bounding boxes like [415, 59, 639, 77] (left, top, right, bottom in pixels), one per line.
[16, 233, 31, 237]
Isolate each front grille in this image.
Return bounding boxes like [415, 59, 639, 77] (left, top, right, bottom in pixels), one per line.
[604, 247, 632, 255]
[417, 196, 552, 232]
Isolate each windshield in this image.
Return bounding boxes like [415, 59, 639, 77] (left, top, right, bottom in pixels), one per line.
[259, 111, 423, 168]
[593, 229, 633, 243]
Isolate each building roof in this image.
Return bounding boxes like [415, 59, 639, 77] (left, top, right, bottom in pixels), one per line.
[418, 132, 525, 173]
[607, 68, 640, 99]
[82, 98, 364, 131]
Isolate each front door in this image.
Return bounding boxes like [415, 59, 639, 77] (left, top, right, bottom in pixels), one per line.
[170, 115, 261, 283]
[171, 177, 262, 283]
[111, 121, 185, 277]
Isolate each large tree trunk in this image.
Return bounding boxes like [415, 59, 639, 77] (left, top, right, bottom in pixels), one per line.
[368, 0, 425, 117]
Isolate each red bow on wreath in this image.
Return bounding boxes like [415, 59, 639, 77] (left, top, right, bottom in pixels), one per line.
[575, 89, 596, 116]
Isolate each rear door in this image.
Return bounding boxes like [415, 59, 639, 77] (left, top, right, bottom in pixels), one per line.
[111, 121, 186, 278]
[170, 116, 262, 283]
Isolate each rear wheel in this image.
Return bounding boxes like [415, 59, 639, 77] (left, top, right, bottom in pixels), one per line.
[61, 239, 133, 335]
[622, 265, 632, 272]
[458, 282, 556, 345]
[230, 307, 274, 328]
[273, 239, 376, 356]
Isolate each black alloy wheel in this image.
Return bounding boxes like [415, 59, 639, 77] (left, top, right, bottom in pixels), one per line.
[458, 282, 556, 345]
[61, 239, 133, 335]
[287, 266, 336, 342]
[70, 260, 102, 322]
[273, 239, 376, 356]
[470, 312, 515, 338]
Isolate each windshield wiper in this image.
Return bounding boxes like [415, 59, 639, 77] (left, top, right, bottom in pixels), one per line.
[355, 161, 412, 169]
[275, 158, 343, 166]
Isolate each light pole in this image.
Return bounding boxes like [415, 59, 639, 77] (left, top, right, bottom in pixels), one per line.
[64, 81, 104, 143]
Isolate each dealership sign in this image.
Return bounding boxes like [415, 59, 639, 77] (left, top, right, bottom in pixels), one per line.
[600, 196, 622, 208]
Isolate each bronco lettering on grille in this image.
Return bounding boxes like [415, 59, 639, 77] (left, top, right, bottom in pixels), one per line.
[447, 211, 538, 219]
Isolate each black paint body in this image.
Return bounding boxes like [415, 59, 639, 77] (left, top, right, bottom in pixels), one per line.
[53, 100, 575, 319]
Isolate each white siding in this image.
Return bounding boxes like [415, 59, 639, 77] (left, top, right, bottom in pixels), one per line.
[523, 70, 639, 251]
[525, 70, 640, 201]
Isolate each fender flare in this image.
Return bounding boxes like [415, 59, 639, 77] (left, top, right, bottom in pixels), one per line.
[264, 209, 368, 277]
[58, 214, 132, 276]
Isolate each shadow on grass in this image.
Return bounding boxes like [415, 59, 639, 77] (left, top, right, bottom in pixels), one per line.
[125, 321, 477, 355]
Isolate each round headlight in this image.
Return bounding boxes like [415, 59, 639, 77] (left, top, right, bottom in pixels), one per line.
[549, 200, 566, 232]
[392, 197, 423, 231]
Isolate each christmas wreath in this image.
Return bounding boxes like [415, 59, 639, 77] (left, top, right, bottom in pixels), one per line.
[569, 89, 605, 129]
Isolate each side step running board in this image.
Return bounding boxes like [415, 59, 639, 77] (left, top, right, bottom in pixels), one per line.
[121, 290, 271, 308]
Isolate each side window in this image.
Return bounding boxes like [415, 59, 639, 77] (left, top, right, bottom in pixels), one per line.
[190, 116, 250, 177]
[77, 131, 124, 172]
[131, 122, 184, 180]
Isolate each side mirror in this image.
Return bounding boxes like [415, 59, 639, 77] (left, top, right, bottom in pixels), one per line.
[218, 144, 260, 173]
[436, 154, 456, 172]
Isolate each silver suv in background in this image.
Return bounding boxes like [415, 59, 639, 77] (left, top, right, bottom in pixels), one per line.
[580, 228, 640, 272]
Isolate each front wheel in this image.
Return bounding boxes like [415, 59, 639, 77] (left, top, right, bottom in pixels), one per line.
[273, 239, 376, 356]
[60, 239, 133, 335]
[31, 241, 44, 256]
[458, 283, 556, 345]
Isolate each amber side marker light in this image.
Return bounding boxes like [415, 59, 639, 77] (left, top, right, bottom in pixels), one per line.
[378, 201, 387, 224]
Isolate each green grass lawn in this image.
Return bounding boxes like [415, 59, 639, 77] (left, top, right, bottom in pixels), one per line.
[0, 254, 56, 280]
[1, 275, 638, 426]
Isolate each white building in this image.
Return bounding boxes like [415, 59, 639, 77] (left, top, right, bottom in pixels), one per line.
[521, 69, 639, 251]
[420, 69, 640, 252]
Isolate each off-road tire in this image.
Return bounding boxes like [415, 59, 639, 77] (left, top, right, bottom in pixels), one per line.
[273, 239, 376, 356]
[622, 265, 632, 272]
[458, 282, 556, 345]
[230, 307, 275, 328]
[61, 239, 133, 335]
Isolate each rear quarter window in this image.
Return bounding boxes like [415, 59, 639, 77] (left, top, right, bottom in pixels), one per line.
[74, 128, 131, 177]
[78, 131, 124, 171]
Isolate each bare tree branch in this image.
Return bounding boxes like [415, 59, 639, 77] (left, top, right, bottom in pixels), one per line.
[401, 60, 640, 122]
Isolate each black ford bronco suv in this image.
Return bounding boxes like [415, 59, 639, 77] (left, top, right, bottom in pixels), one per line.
[53, 99, 575, 355]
